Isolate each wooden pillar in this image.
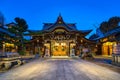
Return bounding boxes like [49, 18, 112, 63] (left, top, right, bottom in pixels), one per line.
[50, 41, 52, 56]
[69, 42, 70, 56]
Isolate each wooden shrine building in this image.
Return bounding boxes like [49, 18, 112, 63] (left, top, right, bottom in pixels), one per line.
[25, 15, 95, 56]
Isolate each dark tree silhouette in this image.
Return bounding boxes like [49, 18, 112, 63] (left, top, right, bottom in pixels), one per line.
[7, 17, 28, 55]
[108, 16, 120, 30]
[0, 12, 4, 27]
[99, 16, 120, 34]
[99, 21, 108, 34]
[0, 12, 5, 50]
[14, 17, 28, 32]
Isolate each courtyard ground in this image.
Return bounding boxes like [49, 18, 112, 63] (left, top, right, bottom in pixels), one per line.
[0, 58, 120, 80]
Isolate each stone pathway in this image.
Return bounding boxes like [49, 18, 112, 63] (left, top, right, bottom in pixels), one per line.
[0, 58, 120, 80]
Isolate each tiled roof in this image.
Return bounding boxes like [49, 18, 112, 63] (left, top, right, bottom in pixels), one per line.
[0, 27, 15, 36]
[42, 23, 78, 31]
[90, 27, 120, 41]
[28, 30, 41, 32]
[104, 27, 120, 37]
[42, 15, 77, 31]
[79, 30, 92, 33]
[115, 32, 120, 41]
[42, 15, 92, 35]
[42, 23, 53, 30]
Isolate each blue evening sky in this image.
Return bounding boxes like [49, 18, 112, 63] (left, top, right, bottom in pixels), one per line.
[0, 0, 120, 37]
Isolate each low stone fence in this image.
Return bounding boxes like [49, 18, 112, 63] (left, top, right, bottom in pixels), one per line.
[0, 57, 23, 70]
[112, 54, 120, 66]
[0, 55, 35, 71]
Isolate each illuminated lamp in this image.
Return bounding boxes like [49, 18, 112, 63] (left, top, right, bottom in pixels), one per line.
[11, 44, 14, 47]
[81, 39, 83, 43]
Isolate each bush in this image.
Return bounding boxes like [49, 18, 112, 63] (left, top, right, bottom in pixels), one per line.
[18, 50, 25, 55]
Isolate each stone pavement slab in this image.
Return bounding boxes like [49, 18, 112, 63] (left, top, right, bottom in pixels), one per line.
[0, 58, 120, 80]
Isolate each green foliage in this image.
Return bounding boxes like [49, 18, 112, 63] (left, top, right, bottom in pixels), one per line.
[108, 16, 120, 29]
[0, 11, 4, 27]
[18, 44, 26, 55]
[7, 17, 29, 52]
[100, 21, 108, 33]
[18, 50, 25, 55]
[7, 25, 18, 34]
[14, 17, 28, 32]
[7, 17, 28, 35]
[99, 16, 120, 34]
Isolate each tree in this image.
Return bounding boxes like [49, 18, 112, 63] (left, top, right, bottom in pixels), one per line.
[99, 21, 108, 34]
[7, 17, 28, 55]
[108, 16, 120, 30]
[14, 17, 28, 33]
[0, 12, 5, 51]
[99, 16, 120, 34]
[0, 11, 4, 27]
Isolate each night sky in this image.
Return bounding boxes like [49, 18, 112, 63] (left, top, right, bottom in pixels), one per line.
[0, 0, 120, 37]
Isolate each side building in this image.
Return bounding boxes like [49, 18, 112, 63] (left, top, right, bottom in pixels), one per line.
[91, 27, 120, 56]
[0, 26, 16, 56]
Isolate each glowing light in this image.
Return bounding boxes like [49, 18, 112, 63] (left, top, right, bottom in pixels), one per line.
[105, 42, 113, 46]
[61, 43, 66, 46]
[5, 43, 14, 47]
[81, 39, 83, 43]
[55, 43, 59, 46]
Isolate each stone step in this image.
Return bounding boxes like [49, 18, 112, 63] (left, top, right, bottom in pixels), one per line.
[51, 56, 70, 59]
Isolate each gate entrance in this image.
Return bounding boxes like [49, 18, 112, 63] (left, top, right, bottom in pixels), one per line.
[52, 41, 67, 56]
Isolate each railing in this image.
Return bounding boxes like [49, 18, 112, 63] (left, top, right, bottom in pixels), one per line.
[112, 54, 120, 66]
